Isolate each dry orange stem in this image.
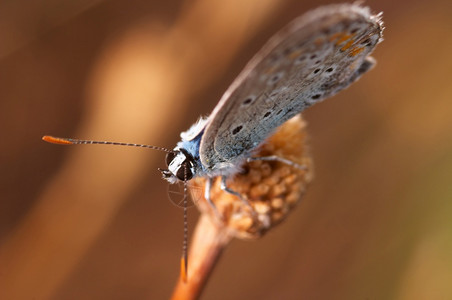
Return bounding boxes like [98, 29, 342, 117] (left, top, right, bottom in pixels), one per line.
[171, 215, 232, 300]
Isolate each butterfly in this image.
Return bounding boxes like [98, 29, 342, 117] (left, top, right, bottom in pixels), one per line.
[43, 3, 383, 282]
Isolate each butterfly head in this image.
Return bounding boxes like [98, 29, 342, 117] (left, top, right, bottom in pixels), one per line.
[160, 148, 195, 184]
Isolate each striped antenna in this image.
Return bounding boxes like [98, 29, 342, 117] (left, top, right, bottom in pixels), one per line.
[180, 164, 189, 283]
[42, 136, 174, 153]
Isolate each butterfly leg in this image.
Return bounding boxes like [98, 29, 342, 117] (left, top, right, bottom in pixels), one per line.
[247, 156, 307, 170]
[220, 176, 256, 216]
[204, 177, 223, 220]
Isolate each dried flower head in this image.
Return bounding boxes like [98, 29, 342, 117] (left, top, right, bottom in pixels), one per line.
[190, 114, 313, 239]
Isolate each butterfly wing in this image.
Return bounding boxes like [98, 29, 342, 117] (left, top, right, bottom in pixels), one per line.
[199, 3, 383, 171]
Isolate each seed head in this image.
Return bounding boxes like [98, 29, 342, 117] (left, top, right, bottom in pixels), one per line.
[191, 115, 313, 239]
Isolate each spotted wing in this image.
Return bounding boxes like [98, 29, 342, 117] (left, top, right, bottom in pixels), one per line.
[200, 3, 383, 171]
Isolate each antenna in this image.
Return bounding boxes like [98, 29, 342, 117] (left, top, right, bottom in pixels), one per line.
[181, 164, 189, 283]
[42, 136, 174, 153]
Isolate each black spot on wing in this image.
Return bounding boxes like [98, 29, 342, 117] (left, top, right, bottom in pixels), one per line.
[232, 125, 243, 135]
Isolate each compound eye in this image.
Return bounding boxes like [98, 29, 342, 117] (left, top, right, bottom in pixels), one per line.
[176, 162, 193, 181]
[165, 152, 176, 166]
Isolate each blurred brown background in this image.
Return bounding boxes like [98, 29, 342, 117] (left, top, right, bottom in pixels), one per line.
[1, 0, 452, 299]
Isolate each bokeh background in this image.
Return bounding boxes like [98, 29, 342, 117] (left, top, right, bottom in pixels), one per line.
[1, 0, 451, 299]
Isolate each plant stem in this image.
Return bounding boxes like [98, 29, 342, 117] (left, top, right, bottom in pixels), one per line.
[171, 214, 232, 300]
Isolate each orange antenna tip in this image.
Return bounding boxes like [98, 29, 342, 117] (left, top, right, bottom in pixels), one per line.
[180, 256, 188, 283]
[42, 136, 74, 145]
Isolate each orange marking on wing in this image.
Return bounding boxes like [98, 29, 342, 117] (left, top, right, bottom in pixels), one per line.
[42, 136, 74, 145]
[288, 50, 302, 60]
[349, 46, 365, 57]
[329, 32, 343, 42]
[341, 39, 355, 51]
[335, 33, 353, 45]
